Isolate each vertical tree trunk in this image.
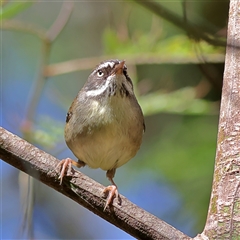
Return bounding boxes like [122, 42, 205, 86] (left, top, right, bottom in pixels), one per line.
[200, 0, 240, 238]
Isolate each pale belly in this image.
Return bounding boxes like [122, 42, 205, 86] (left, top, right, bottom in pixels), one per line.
[67, 122, 142, 170]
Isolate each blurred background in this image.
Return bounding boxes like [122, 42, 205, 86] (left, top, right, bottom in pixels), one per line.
[1, 0, 229, 239]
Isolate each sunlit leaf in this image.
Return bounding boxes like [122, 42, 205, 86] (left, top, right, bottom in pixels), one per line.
[102, 28, 225, 57]
[139, 87, 218, 116]
[1, 1, 33, 20]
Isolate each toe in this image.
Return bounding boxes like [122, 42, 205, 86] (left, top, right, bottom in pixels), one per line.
[102, 185, 118, 211]
[55, 158, 72, 185]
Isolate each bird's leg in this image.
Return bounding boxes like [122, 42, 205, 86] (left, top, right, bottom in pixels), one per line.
[102, 168, 119, 211]
[55, 158, 85, 185]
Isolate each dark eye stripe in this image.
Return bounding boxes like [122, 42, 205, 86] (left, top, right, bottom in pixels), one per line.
[123, 69, 133, 88]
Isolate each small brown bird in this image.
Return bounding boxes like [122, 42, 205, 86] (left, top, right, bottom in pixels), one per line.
[56, 59, 145, 210]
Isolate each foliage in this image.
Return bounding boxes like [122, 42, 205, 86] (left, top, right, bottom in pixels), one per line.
[136, 115, 217, 232]
[103, 28, 224, 56]
[1, 1, 33, 20]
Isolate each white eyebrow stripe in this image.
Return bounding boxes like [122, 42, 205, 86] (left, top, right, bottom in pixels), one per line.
[86, 76, 112, 97]
[96, 61, 117, 71]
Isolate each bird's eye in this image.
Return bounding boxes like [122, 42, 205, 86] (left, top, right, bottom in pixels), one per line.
[97, 70, 104, 77]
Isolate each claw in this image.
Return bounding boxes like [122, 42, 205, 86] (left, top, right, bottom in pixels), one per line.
[102, 185, 118, 211]
[55, 158, 73, 185]
[55, 158, 85, 184]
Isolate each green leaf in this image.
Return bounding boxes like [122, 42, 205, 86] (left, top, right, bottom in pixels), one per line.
[1, 2, 33, 20]
[102, 28, 224, 56]
[139, 87, 217, 116]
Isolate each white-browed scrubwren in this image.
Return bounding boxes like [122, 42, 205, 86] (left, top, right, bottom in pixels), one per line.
[56, 59, 145, 210]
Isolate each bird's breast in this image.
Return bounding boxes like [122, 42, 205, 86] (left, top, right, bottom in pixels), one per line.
[65, 95, 144, 170]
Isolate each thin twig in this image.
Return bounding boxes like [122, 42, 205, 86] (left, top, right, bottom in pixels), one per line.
[44, 53, 225, 77]
[24, 41, 51, 128]
[1, 20, 47, 40]
[23, 2, 74, 127]
[47, 2, 74, 42]
[14, 3, 74, 239]
[132, 0, 226, 47]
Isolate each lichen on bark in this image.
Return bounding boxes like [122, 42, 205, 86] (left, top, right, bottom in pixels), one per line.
[200, 0, 240, 239]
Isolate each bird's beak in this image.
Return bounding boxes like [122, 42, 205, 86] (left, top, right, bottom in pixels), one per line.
[112, 61, 125, 75]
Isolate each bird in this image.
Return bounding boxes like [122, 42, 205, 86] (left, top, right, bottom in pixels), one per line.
[56, 59, 145, 210]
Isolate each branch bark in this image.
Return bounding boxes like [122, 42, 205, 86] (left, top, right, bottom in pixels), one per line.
[0, 127, 191, 240]
[198, 0, 240, 239]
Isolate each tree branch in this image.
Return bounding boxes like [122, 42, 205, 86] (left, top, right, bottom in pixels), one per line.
[0, 127, 191, 240]
[198, 0, 240, 238]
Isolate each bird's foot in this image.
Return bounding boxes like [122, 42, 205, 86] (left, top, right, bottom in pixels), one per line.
[102, 185, 119, 211]
[55, 158, 73, 185]
[55, 158, 85, 184]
